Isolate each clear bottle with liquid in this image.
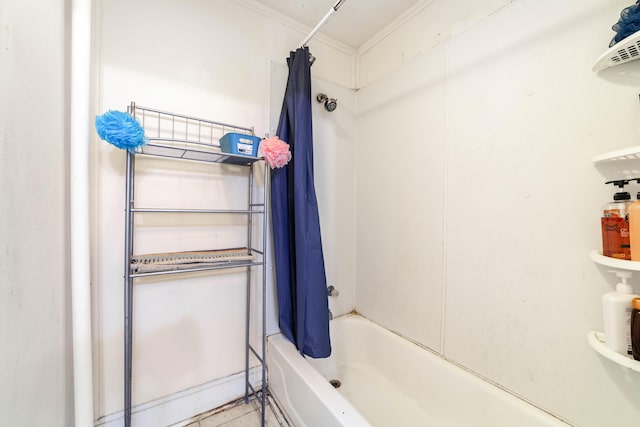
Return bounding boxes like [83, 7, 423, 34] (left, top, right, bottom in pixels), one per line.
[601, 180, 631, 260]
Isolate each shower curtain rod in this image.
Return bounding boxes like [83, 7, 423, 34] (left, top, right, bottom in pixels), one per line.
[299, 0, 348, 48]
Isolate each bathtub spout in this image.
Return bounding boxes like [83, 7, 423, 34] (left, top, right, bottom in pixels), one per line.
[327, 285, 339, 297]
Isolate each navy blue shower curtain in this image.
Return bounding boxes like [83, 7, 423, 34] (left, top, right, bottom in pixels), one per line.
[271, 47, 331, 358]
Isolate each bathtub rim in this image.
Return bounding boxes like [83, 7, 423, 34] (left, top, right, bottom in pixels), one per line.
[267, 331, 372, 427]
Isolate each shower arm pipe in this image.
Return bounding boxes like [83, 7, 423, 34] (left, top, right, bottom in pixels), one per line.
[299, 0, 348, 48]
[70, 0, 95, 425]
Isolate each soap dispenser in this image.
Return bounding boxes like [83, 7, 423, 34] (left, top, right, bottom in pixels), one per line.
[602, 270, 639, 356]
[601, 180, 631, 259]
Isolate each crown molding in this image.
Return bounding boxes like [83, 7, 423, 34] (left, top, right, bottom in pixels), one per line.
[357, 0, 437, 57]
[232, 0, 357, 57]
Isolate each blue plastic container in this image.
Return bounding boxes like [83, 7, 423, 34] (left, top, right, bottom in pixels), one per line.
[220, 133, 261, 157]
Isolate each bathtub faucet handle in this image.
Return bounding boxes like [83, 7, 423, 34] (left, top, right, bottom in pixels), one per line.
[327, 285, 339, 297]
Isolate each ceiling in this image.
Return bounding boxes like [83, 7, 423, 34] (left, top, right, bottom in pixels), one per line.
[253, 0, 425, 49]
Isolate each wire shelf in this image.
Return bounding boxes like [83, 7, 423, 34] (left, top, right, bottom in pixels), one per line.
[129, 102, 262, 165]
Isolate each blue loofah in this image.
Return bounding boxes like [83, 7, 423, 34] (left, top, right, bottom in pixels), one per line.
[95, 110, 148, 153]
[610, 1, 640, 47]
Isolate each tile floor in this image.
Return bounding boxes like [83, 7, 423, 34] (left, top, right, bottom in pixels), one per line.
[181, 396, 289, 427]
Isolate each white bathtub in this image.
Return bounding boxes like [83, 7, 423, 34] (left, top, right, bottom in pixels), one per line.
[267, 314, 570, 427]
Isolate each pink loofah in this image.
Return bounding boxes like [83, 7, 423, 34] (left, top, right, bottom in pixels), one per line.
[260, 136, 292, 169]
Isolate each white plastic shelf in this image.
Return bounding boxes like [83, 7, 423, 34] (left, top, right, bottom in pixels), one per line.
[590, 247, 640, 373]
[587, 331, 640, 372]
[592, 145, 640, 164]
[592, 146, 640, 182]
[593, 30, 640, 72]
[590, 250, 640, 271]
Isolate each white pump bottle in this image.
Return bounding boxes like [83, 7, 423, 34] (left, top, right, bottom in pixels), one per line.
[602, 270, 639, 356]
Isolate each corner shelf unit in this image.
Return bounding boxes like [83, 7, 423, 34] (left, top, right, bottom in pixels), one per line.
[123, 102, 269, 426]
[587, 331, 640, 373]
[590, 249, 640, 272]
[593, 30, 640, 72]
[589, 251, 640, 372]
[589, 146, 640, 373]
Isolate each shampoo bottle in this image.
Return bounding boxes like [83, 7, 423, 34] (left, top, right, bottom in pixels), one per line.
[602, 270, 639, 356]
[601, 180, 631, 260]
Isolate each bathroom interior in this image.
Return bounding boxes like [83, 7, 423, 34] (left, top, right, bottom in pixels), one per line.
[5, 0, 640, 426]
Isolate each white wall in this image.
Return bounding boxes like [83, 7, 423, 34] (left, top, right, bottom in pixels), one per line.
[357, 0, 516, 87]
[356, 0, 640, 426]
[310, 77, 357, 319]
[0, 0, 74, 426]
[93, 0, 356, 424]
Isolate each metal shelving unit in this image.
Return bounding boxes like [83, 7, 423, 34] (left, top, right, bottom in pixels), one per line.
[123, 102, 269, 426]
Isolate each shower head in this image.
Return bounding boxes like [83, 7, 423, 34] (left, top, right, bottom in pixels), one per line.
[316, 93, 338, 112]
[325, 98, 337, 112]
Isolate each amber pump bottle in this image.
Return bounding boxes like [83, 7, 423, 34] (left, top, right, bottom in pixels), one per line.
[632, 298, 640, 361]
[601, 180, 632, 260]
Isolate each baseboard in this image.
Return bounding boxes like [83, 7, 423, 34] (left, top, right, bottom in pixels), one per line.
[95, 367, 263, 427]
